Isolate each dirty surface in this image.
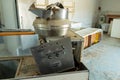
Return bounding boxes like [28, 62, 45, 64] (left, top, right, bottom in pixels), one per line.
[82, 34, 120, 80]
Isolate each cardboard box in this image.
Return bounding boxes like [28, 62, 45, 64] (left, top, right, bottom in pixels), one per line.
[75, 28, 103, 48]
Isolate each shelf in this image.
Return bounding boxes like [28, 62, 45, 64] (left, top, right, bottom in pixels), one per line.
[0, 31, 35, 36]
[106, 14, 120, 23]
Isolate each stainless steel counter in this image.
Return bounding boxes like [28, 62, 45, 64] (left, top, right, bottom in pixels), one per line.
[0, 34, 39, 58]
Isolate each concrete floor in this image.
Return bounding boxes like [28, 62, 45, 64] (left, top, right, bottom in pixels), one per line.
[81, 34, 120, 80]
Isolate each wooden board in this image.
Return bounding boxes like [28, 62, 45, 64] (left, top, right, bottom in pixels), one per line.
[15, 56, 40, 77]
[22, 71, 88, 80]
[0, 32, 35, 36]
[111, 19, 120, 38]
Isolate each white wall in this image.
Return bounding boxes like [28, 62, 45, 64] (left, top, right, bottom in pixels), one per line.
[100, 0, 120, 14]
[1, 0, 99, 29]
[72, 0, 99, 28]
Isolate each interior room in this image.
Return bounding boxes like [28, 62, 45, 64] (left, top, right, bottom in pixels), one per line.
[0, 0, 120, 80]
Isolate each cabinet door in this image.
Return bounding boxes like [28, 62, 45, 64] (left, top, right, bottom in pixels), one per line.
[17, 0, 36, 30]
[111, 19, 120, 38]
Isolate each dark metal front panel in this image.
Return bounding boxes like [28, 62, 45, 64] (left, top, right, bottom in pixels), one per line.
[31, 37, 75, 74]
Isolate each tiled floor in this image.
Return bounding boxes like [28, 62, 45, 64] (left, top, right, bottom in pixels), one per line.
[82, 34, 120, 80]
